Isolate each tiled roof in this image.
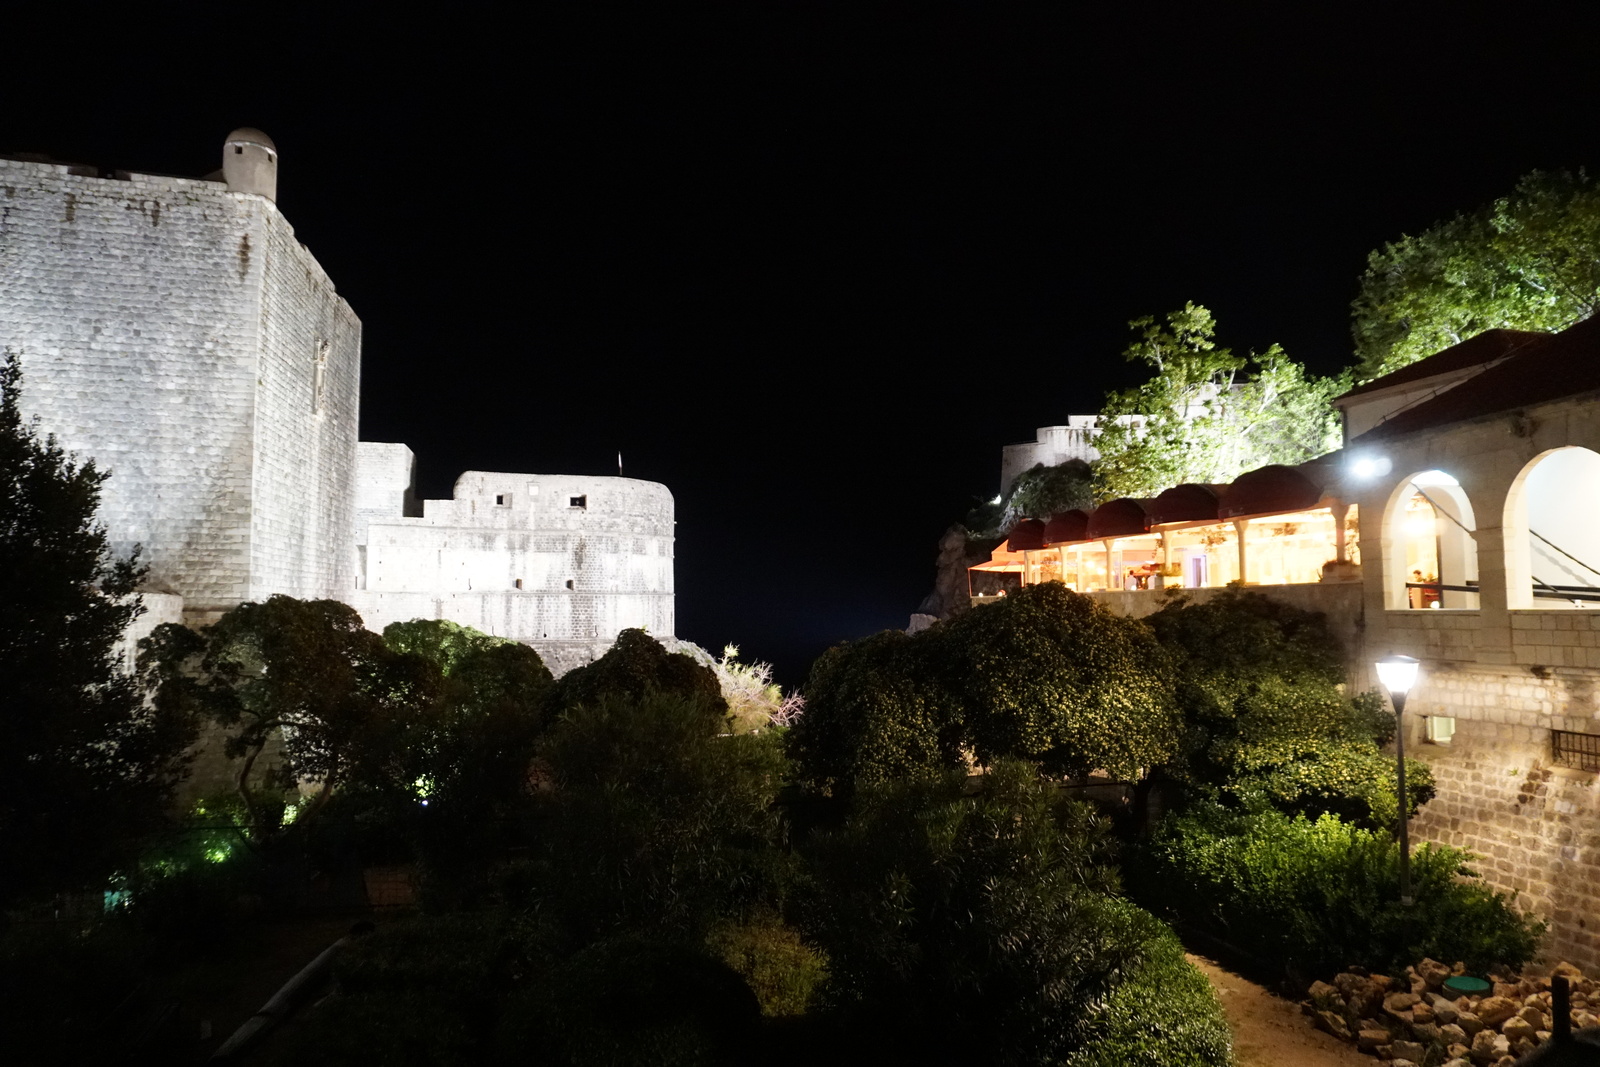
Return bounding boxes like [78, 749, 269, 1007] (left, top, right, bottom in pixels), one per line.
[1352, 314, 1600, 443]
[1336, 328, 1550, 403]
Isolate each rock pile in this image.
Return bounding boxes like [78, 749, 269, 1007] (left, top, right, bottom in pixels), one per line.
[1303, 959, 1596, 1067]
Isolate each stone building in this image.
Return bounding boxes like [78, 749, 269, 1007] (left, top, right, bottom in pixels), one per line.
[973, 315, 1600, 971]
[0, 130, 674, 666]
[348, 445, 674, 674]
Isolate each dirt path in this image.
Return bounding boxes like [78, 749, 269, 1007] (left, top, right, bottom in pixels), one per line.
[1188, 954, 1372, 1067]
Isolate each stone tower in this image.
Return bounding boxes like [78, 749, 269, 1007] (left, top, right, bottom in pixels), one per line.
[222, 127, 278, 202]
[0, 130, 361, 618]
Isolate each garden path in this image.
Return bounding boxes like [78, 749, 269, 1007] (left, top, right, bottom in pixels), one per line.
[1189, 954, 1371, 1067]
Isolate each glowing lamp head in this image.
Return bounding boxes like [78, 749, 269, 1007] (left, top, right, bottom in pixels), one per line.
[1350, 455, 1392, 479]
[1376, 654, 1421, 696]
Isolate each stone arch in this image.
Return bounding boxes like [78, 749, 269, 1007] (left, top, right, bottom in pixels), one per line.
[1383, 470, 1479, 609]
[1504, 446, 1600, 609]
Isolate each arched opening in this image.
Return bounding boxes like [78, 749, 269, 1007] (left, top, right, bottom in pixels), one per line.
[1384, 471, 1478, 609]
[1504, 446, 1600, 609]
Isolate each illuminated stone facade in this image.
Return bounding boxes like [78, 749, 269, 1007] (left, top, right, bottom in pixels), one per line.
[0, 135, 675, 666]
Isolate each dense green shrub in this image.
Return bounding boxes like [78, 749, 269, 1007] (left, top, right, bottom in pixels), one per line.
[938, 583, 1178, 778]
[532, 691, 791, 943]
[706, 916, 830, 1017]
[496, 936, 760, 1067]
[800, 760, 1138, 1063]
[1004, 459, 1094, 524]
[1146, 590, 1431, 827]
[791, 584, 1178, 791]
[1132, 804, 1546, 978]
[1062, 899, 1234, 1067]
[547, 628, 726, 719]
[787, 629, 962, 789]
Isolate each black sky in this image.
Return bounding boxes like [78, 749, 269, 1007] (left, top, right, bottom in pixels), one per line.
[9, 6, 1600, 685]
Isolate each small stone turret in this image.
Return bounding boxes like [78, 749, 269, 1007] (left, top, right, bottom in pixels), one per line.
[222, 127, 277, 201]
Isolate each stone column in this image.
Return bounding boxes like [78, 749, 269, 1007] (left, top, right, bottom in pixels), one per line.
[1235, 519, 1251, 584]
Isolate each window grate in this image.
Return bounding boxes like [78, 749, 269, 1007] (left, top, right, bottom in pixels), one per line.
[1552, 729, 1600, 773]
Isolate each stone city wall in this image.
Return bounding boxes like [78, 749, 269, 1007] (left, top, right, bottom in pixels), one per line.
[350, 471, 675, 648]
[1, 159, 261, 606]
[0, 157, 361, 611]
[248, 208, 361, 602]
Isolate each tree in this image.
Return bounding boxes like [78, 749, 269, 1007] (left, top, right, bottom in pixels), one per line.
[534, 691, 790, 943]
[145, 596, 440, 837]
[1145, 589, 1433, 828]
[0, 350, 194, 904]
[1092, 303, 1345, 500]
[1353, 168, 1600, 380]
[801, 761, 1140, 1063]
[1003, 459, 1093, 524]
[791, 584, 1178, 791]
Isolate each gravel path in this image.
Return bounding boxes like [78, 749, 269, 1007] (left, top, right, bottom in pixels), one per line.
[1189, 953, 1372, 1067]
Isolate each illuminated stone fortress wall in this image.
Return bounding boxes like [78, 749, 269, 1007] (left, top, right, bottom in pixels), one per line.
[0, 131, 361, 616]
[348, 444, 675, 673]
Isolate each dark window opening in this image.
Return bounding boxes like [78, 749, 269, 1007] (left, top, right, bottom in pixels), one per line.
[569, 495, 587, 509]
[514, 578, 524, 590]
[235, 146, 243, 154]
[1553, 729, 1600, 773]
[495, 494, 509, 506]
[565, 579, 575, 590]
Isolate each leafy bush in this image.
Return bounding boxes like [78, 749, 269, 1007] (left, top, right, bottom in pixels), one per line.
[800, 760, 1138, 1063]
[547, 628, 726, 719]
[1062, 899, 1234, 1067]
[791, 584, 1178, 791]
[1132, 804, 1547, 979]
[706, 916, 829, 1017]
[1147, 590, 1429, 828]
[787, 629, 962, 789]
[532, 691, 790, 943]
[1004, 459, 1093, 524]
[496, 936, 760, 1067]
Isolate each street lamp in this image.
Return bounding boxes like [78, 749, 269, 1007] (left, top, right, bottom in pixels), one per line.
[1376, 654, 1421, 905]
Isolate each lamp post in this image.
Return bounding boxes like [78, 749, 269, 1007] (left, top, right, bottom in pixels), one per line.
[1376, 654, 1421, 905]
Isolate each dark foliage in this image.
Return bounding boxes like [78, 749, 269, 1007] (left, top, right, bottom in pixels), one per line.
[1131, 803, 1546, 981]
[530, 691, 790, 945]
[799, 761, 1142, 1065]
[546, 627, 726, 719]
[1060, 898, 1233, 1067]
[0, 350, 194, 905]
[791, 584, 1177, 791]
[1146, 589, 1433, 828]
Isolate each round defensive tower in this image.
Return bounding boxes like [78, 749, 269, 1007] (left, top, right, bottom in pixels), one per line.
[222, 127, 277, 201]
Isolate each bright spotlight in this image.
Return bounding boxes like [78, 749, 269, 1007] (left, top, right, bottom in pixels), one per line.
[1350, 455, 1392, 479]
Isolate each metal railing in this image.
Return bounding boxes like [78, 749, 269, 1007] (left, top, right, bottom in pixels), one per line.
[1552, 729, 1600, 773]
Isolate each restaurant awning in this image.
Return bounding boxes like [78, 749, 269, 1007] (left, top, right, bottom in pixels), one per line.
[1005, 518, 1048, 552]
[1086, 498, 1152, 540]
[1146, 483, 1224, 526]
[1219, 465, 1324, 519]
[1042, 509, 1091, 546]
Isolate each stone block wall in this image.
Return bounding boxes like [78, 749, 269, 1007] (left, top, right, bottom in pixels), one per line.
[248, 209, 361, 601]
[349, 472, 675, 649]
[1411, 729, 1600, 970]
[0, 157, 361, 611]
[0, 160, 260, 607]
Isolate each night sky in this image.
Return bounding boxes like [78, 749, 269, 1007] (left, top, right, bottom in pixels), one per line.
[9, 7, 1600, 686]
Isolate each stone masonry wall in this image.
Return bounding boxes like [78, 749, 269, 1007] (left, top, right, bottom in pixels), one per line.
[249, 208, 361, 601]
[0, 160, 260, 606]
[0, 157, 362, 610]
[348, 472, 675, 649]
